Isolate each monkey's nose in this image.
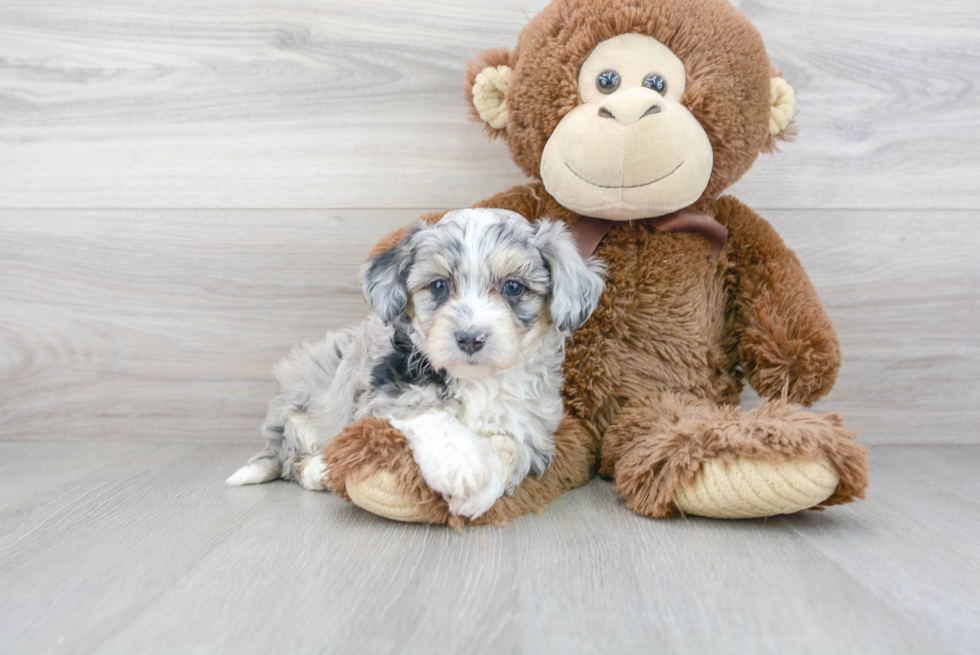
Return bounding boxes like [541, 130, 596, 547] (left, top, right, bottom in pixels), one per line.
[456, 331, 487, 355]
[641, 103, 662, 117]
[598, 101, 663, 124]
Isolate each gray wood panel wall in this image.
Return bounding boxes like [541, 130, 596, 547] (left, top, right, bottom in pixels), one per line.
[1, 0, 978, 445]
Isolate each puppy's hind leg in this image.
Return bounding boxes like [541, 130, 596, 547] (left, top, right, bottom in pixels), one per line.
[276, 403, 331, 491]
[228, 328, 358, 488]
[226, 458, 281, 486]
[291, 452, 330, 491]
[225, 415, 287, 486]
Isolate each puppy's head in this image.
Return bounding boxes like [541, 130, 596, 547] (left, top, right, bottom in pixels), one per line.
[362, 208, 605, 379]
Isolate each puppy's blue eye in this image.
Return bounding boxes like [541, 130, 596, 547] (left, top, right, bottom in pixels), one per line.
[642, 73, 667, 95]
[596, 70, 621, 94]
[502, 280, 525, 298]
[429, 279, 450, 298]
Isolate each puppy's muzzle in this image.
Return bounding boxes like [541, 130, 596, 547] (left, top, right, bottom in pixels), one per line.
[455, 330, 487, 355]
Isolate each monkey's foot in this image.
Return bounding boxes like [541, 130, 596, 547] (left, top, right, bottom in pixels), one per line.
[672, 457, 839, 519]
[608, 396, 868, 519]
[346, 469, 428, 522]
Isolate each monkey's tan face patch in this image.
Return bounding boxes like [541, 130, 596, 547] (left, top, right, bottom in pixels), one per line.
[540, 33, 713, 220]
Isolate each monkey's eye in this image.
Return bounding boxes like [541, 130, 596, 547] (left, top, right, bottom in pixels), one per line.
[502, 280, 526, 298]
[596, 70, 621, 94]
[642, 74, 668, 95]
[429, 279, 450, 298]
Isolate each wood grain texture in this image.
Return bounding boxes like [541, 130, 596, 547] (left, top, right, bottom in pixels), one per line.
[0, 209, 410, 442]
[1, 208, 976, 445]
[0, 443, 977, 654]
[0, 443, 275, 654]
[0, 0, 977, 210]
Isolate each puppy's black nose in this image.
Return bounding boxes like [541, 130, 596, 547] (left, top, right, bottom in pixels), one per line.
[456, 331, 487, 355]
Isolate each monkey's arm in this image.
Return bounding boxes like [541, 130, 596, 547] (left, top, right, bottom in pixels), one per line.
[715, 196, 841, 406]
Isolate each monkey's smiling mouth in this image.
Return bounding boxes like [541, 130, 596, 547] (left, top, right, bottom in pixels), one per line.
[565, 160, 685, 189]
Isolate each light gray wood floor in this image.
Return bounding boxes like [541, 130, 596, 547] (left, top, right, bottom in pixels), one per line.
[1, 443, 978, 655]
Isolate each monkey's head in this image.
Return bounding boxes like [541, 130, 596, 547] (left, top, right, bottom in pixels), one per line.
[464, 0, 796, 220]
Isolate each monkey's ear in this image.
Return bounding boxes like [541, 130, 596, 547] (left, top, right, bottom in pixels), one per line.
[763, 74, 797, 153]
[464, 48, 513, 138]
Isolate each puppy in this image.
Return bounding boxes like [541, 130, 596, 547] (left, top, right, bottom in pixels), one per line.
[227, 208, 605, 519]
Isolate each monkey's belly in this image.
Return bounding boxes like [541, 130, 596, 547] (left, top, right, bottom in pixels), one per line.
[566, 229, 733, 406]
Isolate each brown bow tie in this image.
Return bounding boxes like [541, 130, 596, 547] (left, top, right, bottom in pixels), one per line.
[569, 209, 729, 259]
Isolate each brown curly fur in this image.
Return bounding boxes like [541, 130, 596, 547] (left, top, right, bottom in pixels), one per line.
[323, 0, 867, 525]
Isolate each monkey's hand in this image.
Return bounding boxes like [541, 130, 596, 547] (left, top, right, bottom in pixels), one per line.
[718, 197, 841, 406]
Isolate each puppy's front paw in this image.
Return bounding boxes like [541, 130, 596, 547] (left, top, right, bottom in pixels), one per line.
[392, 412, 507, 520]
[446, 459, 505, 519]
[488, 434, 524, 496]
[426, 445, 508, 519]
[421, 438, 493, 500]
[393, 412, 490, 498]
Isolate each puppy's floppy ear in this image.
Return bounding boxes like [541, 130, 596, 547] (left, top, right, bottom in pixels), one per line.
[531, 220, 606, 333]
[361, 223, 423, 324]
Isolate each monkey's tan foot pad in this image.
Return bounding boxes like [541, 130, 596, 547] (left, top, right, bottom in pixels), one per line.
[673, 457, 839, 519]
[346, 469, 428, 523]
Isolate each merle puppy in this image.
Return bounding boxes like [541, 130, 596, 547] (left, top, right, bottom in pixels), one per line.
[227, 208, 605, 519]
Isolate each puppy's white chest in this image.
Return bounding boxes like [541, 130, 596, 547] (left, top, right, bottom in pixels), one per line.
[453, 366, 562, 443]
[454, 383, 504, 435]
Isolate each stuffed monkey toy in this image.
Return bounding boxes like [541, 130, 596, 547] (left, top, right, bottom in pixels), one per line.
[323, 0, 869, 524]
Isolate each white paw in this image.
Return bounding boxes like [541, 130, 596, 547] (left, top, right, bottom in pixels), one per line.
[488, 434, 526, 496]
[226, 458, 281, 486]
[446, 458, 505, 519]
[421, 437, 493, 500]
[393, 412, 491, 498]
[392, 411, 508, 519]
[298, 454, 330, 491]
